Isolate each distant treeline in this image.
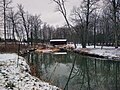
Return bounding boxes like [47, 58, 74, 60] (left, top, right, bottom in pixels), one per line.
[0, 0, 120, 48]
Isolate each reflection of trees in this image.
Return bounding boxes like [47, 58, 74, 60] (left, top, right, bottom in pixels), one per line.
[25, 52, 120, 90]
[26, 52, 64, 81]
[65, 56, 120, 90]
[48, 62, 59, 81]
[64, 54, 76, 90]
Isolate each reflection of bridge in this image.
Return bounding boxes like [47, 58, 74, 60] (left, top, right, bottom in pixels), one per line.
[53, 52, 67, 55]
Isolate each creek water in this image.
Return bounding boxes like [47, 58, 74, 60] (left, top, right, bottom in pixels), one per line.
[24, 51, 120, 90]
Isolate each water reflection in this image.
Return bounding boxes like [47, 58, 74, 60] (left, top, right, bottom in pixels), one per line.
[25, 52, 120, 90]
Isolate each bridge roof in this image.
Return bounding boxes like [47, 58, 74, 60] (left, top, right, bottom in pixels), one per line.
[50, 39, 67, 42]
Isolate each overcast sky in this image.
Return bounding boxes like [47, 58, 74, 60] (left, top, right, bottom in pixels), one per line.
[12, 0, 80, 27]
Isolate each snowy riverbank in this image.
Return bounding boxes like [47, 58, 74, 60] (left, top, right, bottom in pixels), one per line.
[0, 53, 60, 90]
[75, 45, 120, 60]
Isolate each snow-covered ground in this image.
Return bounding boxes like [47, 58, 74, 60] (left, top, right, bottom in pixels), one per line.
[76, 44, 120, 49]
[75, 44, 120, 60]
[0, 53, 60, 90]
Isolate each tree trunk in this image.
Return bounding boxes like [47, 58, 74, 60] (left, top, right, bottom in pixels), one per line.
[93, 22, 96, 48]
[113, 0, 118, 48]
[4, 0, 6, 46]
[84, 0, 90, 48]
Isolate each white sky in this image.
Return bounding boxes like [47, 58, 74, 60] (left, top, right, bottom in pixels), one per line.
[12, 0, 80, 27]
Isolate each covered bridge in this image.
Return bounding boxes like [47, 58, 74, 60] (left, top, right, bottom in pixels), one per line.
[50, 39, 67, 46]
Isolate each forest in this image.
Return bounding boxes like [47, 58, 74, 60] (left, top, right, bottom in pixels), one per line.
[0, 0, 120, 49]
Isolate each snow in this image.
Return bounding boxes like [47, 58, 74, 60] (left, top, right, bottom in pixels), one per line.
[0, 53, 60, 90]
[75, 45, 120, 60]
[76, 44, 119, 49]
[50, 39, 67, 42]
[90, 49, 120, 59]
[0, 54, 18, 61]
[66, 43, 75, 49]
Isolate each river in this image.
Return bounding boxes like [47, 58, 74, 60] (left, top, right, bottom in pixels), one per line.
[24, 51, 120, 90]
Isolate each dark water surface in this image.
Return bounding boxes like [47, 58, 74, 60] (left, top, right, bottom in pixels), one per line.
[24, 52, 120, 90]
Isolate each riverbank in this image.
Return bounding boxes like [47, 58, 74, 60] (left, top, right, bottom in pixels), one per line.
[0, 53, 60, 90]
[74, 45, 120, 60]
[0, 43, 28, 53]
[33, 44, 120, 60]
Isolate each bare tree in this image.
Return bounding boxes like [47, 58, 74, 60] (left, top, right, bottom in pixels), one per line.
[52, 0, 71, 28]
[17, 4, 29, 44]
[90, 11, 99, 48]
[7, 10, 20, 41]
[52, 0, 78, 48]
[30, 15, 42, 44]
[104, 0, 119, 48]
[82, 0, 100, 47]
[52, 0, 77, 39]
[71, 6, 87, 48]
[71, 0, 100, 48]
[111, 0, 119, 48]
[0, 0, 12, 46]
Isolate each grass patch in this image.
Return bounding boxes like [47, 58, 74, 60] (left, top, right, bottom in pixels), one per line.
[0, 43, 28, 53]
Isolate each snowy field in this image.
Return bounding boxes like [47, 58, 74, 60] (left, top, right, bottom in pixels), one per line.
[0, 53, 60, 90]
[75, 44, 120, 60]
